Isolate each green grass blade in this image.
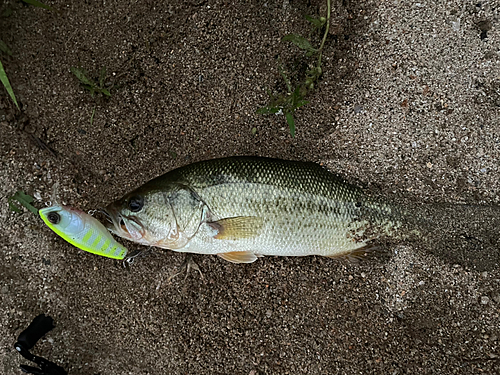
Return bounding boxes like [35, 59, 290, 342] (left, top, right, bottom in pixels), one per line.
[90, 107, 96, 125]
[0, 40, 12, 56]
[21, 0, 54, 11]
[290, 87, 309, 109]
[8, 201, 22, 213]
[99, 67, 106, 87]
[278, 65, 292, 93]
[285, 111, 295, 137]
[9, 191, 38, 215]
[0, 60, 19, 109]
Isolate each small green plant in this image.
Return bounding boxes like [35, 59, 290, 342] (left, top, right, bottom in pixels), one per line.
[71, 66, 112, 125]
[21, 0, 54, 11]
[9, 191, 38, 215]
[257, 0, 331, 137]
[71, 66, 111, 97]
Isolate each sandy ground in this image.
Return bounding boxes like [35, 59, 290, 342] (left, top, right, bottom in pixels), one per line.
[1, 0, 499, 374]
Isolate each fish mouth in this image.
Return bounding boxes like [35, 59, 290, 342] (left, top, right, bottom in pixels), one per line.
[102, 204, 145, 241]
[102, 205, 125, 234]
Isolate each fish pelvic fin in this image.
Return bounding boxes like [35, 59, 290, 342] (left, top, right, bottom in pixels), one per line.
[209, 216, 263, 240]
[217, 251, 260, 263]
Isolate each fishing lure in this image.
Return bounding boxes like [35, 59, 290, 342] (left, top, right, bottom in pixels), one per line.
[39, 205, 128, 259]
[39, 184, 128, 260]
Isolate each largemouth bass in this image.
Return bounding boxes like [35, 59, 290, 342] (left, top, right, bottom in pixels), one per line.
[104, 157, 410, 263]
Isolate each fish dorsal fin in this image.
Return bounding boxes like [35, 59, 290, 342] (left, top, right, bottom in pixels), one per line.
[209, 216, 263, 240]
[218, 251, 259, 263]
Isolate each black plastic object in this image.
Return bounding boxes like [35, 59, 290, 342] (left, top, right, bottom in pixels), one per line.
[20, 365, 50, 374]
[14, 314, 68, 375]
[16, 315, 55, 350]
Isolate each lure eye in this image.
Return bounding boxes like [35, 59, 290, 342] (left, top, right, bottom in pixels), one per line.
[47, 212, 61, 224]
[128, 196, 143, 212]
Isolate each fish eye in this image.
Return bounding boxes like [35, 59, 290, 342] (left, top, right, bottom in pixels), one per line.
[47, 212, 61, 224]
[128, 195, 143, 212]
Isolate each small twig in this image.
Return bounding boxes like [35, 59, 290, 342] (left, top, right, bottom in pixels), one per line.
[90, 107, 96, 125]
[28, 134, 57, 158]
[317, 0, 331, 68]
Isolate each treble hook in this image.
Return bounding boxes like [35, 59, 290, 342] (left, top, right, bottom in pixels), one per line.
[122, 249, 151, 269]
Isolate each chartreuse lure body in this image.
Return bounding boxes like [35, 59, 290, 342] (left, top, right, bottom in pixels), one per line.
[39, 205, 128, 260]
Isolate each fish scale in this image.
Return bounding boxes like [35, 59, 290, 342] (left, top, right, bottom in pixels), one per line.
[105, 157, 403, 262]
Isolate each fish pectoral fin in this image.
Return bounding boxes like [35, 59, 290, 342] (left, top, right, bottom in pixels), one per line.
[217, 251, 259, 263]
[208, 216, 263, 240]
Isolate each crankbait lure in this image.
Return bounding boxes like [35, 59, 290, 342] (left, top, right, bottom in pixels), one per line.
[39, 185, 128, 259]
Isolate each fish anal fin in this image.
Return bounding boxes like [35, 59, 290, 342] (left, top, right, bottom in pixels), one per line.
[209, 216, 263, 240]
[218, 251, 259, 263]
